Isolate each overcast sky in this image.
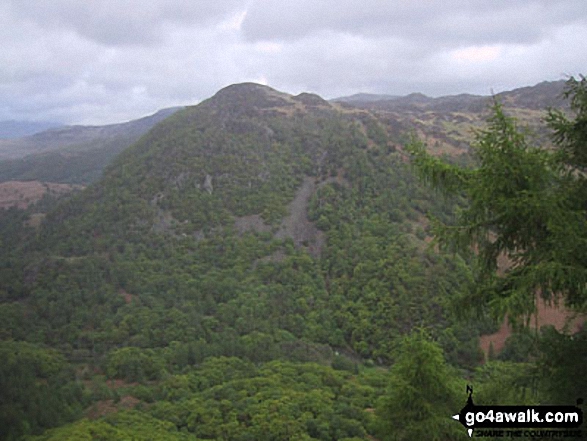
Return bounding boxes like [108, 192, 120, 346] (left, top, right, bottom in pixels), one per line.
[1, 0, 585, 125]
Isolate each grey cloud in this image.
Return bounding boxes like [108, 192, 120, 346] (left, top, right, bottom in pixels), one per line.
[242, 0, 587, 48]
[7, 0, 244, 46]
[0, 0, 585, 124]
[237, 21, 586, 100]
[0, 0, 250, 123]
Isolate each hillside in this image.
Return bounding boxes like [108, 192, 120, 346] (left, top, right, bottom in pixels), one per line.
[336, 80, 567, 156]
[0, 82, 487, 439]
[0, 181, 83, 210]
[0, 107, 181, 184]
[1, 80, 581, 440]
[0, 81, 568, 187]
[34, 83, 477, 362]
[332, 92, 399, 103]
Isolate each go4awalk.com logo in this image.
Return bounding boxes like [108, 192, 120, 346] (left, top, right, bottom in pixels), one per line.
[452, 386, 584, 438]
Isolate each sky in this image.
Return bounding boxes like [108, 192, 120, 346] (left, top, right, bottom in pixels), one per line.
[1, 0, 586, 125]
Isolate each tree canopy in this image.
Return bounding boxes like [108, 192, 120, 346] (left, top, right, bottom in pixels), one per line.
[376, 332, 466, 441]
[407, 76, 587, 325]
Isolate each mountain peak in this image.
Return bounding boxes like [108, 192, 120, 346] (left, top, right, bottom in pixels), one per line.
[292, 92, 329, 106]
[195, 83, 335, 118]
[203, 82, 292, 112]
[216, 82, 279, 94]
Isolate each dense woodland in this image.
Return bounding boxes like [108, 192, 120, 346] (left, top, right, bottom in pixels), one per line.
[0, 80, 585, 440]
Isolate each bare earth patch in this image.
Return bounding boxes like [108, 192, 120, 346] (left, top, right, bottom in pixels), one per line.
[480, 253, 586, 358]
[85, 396, 141, 420]
[0, 180, 83, 209]
[119, 289, 137, 304]
[480, 296, 586, 358]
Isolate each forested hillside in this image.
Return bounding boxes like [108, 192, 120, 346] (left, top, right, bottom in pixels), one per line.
[0, 80, 583, 440]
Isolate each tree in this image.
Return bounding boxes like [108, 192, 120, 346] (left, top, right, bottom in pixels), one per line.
[105, 347, 165, 382]
[376, 331, 466, 441]
[537, 325, 587, 404]
[407, 76, 587, 406]
[27, 411, 196, 441]
[0, 341, 83, 440]
[407, 76, 587, 324]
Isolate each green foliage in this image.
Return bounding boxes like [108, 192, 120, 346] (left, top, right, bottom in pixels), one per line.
[0, 85, 495, 439]
[376, 332, 466, 441]
[537, 325, 587, 404]
[331, 353, 359, 373]
[307, 152, 478, 363]
[0, 341, 85, 440]
[0, 85, 481, 371]
[497, 329, 538, 363]
[18, 356, 381, 441]
[106, 346, 166, 382]
[148, 358, 379, 441]
[407, 77, 587, 324]
[473, 360, 539, 406]
[26, 411, 195, 441]
[408, 75, 587, 412]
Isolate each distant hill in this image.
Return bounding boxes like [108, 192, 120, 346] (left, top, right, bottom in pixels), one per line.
[0, 81, 567, 185]
[0, 107, 181, 184]
[0, 120, 62, 139]
[332, 92, 399, 103]
[333, 80, 566, 111]
[495, 80, 569, 109]
[336, 80, 568, 156]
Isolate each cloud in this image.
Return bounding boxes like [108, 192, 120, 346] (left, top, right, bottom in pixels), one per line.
[0, 2, 251, 123]
[6, 0, 244, 46]
[241, 0, 586, 48]
[0, 0, 585, 124]
[450, 46, 502, 63]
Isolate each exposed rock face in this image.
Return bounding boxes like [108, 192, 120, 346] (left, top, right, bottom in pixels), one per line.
[203, 174, 213, 194]
[233, 177, 326, 257]
[275, 176, 325, 257]
[172, 172, 191, 190]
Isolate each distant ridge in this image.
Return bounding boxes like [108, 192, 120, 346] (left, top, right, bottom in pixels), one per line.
[0, 107, 181, 160]
[0, 79, 569, 185]
[333, 79, 567, 111]
[0, 107, 181, 184]
[331, 93, 399, 103]
[0, 120, 62, 139]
